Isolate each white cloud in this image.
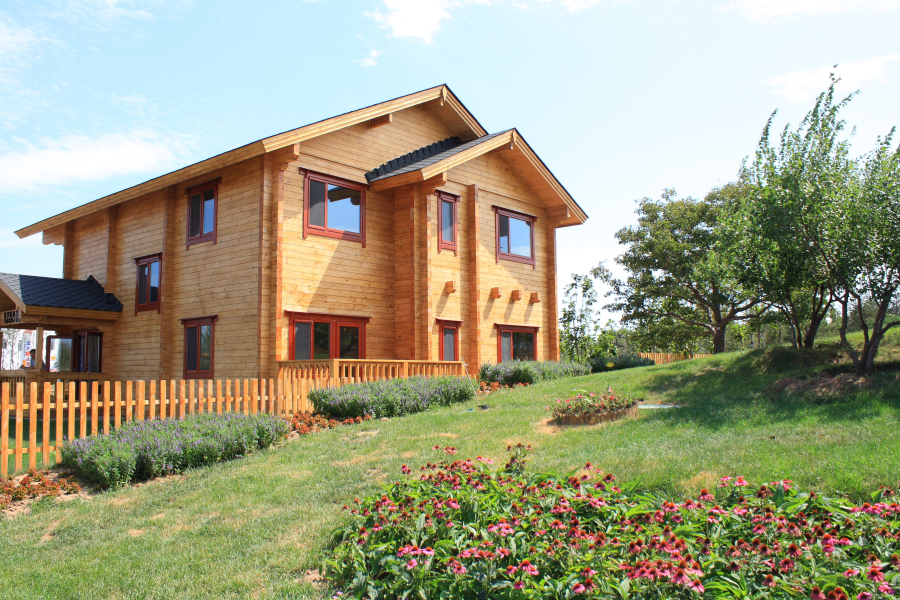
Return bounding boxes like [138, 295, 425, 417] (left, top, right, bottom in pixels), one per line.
[0, 129, 197, 194]
[0, 14, 58, 84]
[540, 0, 605, 10]
[354, 49, 384, 67]
[366, 0, 493, 44]
[767, 55, 900, 103]
[728, 0, 900, 20]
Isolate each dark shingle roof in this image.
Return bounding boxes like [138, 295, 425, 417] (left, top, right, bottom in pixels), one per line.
[366, 131, 512, 183]
[0, 273, 123, 312]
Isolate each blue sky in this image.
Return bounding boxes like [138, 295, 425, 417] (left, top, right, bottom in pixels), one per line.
[1, 0, 898, 318]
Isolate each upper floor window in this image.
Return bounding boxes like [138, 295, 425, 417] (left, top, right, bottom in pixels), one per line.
[438, 192, 459, 254]
[135, 253, 161, 313]
[183, 315, 216, 379]
[288, 312, 369, 360]
[187, 180, 218, 247]
[494, 207, 536, 267]
[302, 170, 366, 246]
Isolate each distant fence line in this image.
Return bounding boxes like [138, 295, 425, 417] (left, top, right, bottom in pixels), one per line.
[637, 352, 713, 365]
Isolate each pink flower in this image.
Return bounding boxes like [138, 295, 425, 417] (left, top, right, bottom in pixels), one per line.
[687, 580, 704, 594]
[868, 566, 885, 582]
[878, 584, 894, 595]
[406, 559, 418, 570]
[810, 587, 826, 600]
[857, 593, 872, 600]
[572, 584, 586, 594]
[514, 582, 524, 590]
[671, 569, 691, 585]
[734, 476, 749, 487]
[401, 465, 411, 474]
[844, 569, 860, 577]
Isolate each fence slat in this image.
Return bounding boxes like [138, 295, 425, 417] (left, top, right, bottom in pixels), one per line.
[149, 380, 155, 421]
[67, 381, 76, 445]
[137, 381, 145, 422]
[114, 382, 122, 429]
[125, 381, 133, 423]
[29, 383, 38, 469]
[55, 381, 64, 462]
[15, 383, 23, 472]
[1, 383, 9, 477]
[80, 382, 88, 439]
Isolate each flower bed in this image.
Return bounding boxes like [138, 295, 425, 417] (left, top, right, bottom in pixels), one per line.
[551, 390, 637, 425]
[478, 381, 530, 395]
[60, 412, 289, 489]
[308, 376, 475, 419]
[288, 412, 373, 435]
[479, 360, 591, 386]
[1, 469, 81, 510]
[323, 446, 900, 599]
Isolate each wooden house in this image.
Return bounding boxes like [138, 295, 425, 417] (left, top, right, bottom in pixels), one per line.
[1, 85, 587, 384]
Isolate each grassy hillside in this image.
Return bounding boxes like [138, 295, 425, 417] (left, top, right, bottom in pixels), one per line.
[1, 341, 899, 599]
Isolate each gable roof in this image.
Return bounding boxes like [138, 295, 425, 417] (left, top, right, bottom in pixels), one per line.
[0, 273, 123, 313]
[16, 84, 487, 239]
[367, 131, 510, 183]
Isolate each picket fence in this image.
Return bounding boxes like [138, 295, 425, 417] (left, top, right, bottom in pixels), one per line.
[638, 352, 713, 365]
[2, 375, 334, 476]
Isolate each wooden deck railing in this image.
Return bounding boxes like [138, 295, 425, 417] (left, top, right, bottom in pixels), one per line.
[2, 360, 469, 476]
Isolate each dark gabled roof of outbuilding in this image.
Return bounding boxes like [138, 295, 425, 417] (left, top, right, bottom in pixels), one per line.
[0, 273, 123, 312]
[366, 130, 512, 183]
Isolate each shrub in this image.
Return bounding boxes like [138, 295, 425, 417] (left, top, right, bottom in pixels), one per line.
[550, 390, 635, 420]
[590, 353, 655, 373]
[60, 412, 289, 489]
[324, 447, 900, 599]
[308, 376, 476, 419]
[1, 470, 81, 509]
[479, 360, 590, 386]
[289, 412, 373, 435]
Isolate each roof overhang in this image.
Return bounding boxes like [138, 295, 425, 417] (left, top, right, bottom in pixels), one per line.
[16, 84, 488, 239]
[371, 129, 587, 227]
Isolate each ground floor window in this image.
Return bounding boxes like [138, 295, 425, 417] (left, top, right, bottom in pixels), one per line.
[496, 324, 539, 362]
[183, 316, 216, 379]
[438, 319, 462, 361]
[46, 331, 102, 373]
[288, 312, 369, 360]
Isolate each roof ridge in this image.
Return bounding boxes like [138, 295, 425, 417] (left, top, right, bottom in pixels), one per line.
[366, 136, 462, 182]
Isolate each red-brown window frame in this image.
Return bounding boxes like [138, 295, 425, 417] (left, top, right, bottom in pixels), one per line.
[301, 170, 367, 247]
[44, 331, 103, 373]
[182, 315, 217, 379]
[437, 191, 460, 255]
[186, 179, 220, 249]
[494, 206, 536, 268]
[495, 323, 540, 362]
[134, 253, 162, 314]
[437, 319, 462, 361]
[286, 311, 370, 360]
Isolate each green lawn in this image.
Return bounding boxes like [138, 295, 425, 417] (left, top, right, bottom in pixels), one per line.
[1, 345, 899, 599]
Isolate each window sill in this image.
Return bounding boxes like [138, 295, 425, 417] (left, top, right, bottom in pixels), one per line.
[497, 252, 535, 267]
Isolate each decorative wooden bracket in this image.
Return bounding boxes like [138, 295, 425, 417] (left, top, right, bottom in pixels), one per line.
[422, 172, 448, 193]
[445, 280, 456, 294]
[368, 113, 393, 129]
[419, 96, 445, 112]
[489, 287, 501, 299]
[530, 292, 541, 304]
[488, 139, 516, 154]
[272, 143, 300, 171]
[511, 290, 522, 302]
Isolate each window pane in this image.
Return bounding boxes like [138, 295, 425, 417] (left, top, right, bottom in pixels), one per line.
[309, 180, 326, 227]
[441, 201, 454, 243]
[86, 335, 101, 373]
[339, 326, 360, 359]
[202, 189, 216, 235]
[138, 264, 148, 305]
[443, 327, 456, 361]
[49, 338, 74, 373]
[326, 185, 361, 233]
[189, 193, 202, 238]
[199, 324, 212, 371]
[499, 215, 510, 253]
[500, 331, 512, 363]
[509, 217, 532, 257]
[149, 261, 160, 303]
[313, 323, 330, 359]
[293, 322, 311, 360]
[512, 332, 534, 361]
[185, 326, 198, 371]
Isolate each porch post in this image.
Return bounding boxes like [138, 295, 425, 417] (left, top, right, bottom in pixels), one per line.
[35, 326, 44, 373]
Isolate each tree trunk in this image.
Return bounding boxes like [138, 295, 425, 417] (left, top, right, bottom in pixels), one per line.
[712, 327, 727, 354]
[802, 312, 826, 350]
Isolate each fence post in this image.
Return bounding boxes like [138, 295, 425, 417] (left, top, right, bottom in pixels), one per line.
[149, 380, 156, 421]
[137, 381, 145, 422]
[15, 382, 23, 472]
[55, 381, 64, 463]
[80, 381, 88, 439]
[67, 381, 76, 443]
[250, 379, 258, 414]
[42, 383, 51, 468]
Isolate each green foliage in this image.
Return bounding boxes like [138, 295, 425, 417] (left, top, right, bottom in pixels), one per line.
[308, 376, 476, 419]
[549, 390, 635, 419]
[595, 189, 759, 354]
[60, 413, 289, 489]
[324, 448, 900, 599]
[589, 353, 655, 373]
[478, 360, 590, 386]
[559, 274, 599, 363]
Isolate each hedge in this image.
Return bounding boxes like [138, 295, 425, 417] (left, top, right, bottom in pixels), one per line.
[309, 376, 476, 419]
[479, 360, 590, 386]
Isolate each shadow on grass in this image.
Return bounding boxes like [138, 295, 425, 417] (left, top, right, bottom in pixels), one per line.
[638, 347, 900, 431]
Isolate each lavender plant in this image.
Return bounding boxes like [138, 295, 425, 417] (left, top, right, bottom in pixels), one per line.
[308, 376, 475, 419]
[478, 360, 590, 386]
[59, 412, 289, 489]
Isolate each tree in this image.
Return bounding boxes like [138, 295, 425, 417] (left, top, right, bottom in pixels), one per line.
[596, 189, 760, 353]
[559, 274, 599, 363]
[747, 77, 900, 375]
